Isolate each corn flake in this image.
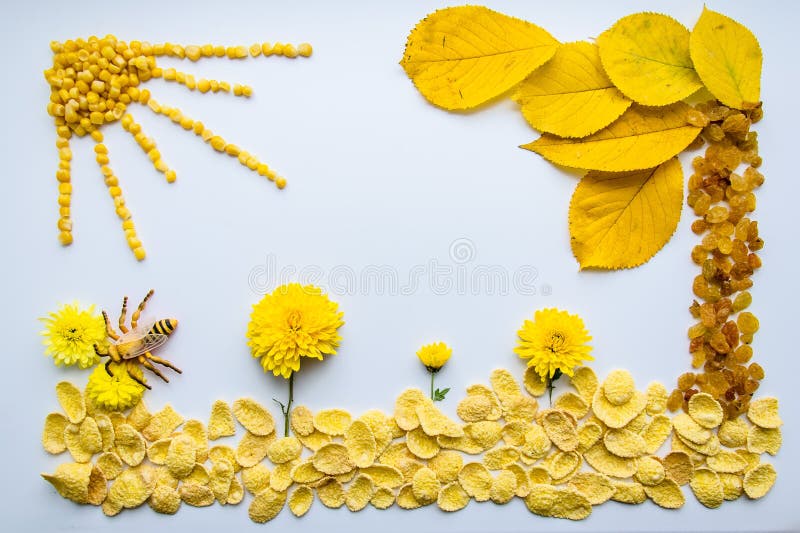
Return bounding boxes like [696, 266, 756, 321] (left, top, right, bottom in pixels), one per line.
[146, 439, 171, 465]
[56, 381, 86, 424]
[465, 384, 503, 420]
[149, 484, 181, 514]
[127, 400, 151, 432]
[545, 450, 582, 482]
[540, 409, 579, 452]
[604, 428, 646, 458]
[394, 388, 427, 431]
[743, 463, 776, 499]
[554, 392, 590, 420]
[416, 400, 463, 438]
[436, 434, 484, 454]
[102, 498, 122, 516]
[662, 451, 693, 485]
[182, 419, 209, 463]
[406, 427, 441, 459]
[316, 478, 345, 508]
[108, 468, 151, 508]
[584, 442, 636, 478]
[747, 397, 782, 429]
[645, 382, 668, 415]
[242, 464, 271, 495]
[166, 435, 196, 479]
[719, 472, 743, 500]
[42, 462, 94, 503]
[523, 366, 548, 397]
[411, 467, 440, 505]
[504, 395, 539, 423]
[180, 482, 215, 507]
[185, 464, 210, 486]
[610, 480, 647, 504]
[208, 400, 236, 440]
[94, 414, 115, 452]
[313, 443, 355, 475]
[500, 464, 528, 498]
[270, 460, 298, 492]
[267, 436, 303, 464]
[603, 370, 636, 406]
[396, 483, 422, 509]
[95, 451, 123, 480]
[520, 424, 552, 458]
[576, 421, 602, 454]
[634, 456, 665, 486]
[501, 421, 529, 447]
[248, 487, 286, 523]
[464, 421, 503, 450]
[370, 486, 396, 509]
[236, 431, 274, 468]
[677, 433, 721, 456]
[689, 468, 723, 508]
[232, 398, 275, 437]
[42, 413, 68, 454]
[288, 485, 314, 517]
[436, 481, 469, 511]
[115, 423, 146, 466]
[291, 460, 325, 485]
[358, 410, 394, 455]
[209, 459, 234, 504]
[64, 423, 92, 463]
[568, 472, 615, 505]
[570, 367, 598, 403]
[458, 462, 492, 502]
[529, 466, 552, 485]
[643, 479, 685, 509]
[483, 446, 520, 470]
[672, 413, 711, 445]
[298, 430, 332, 451]
[718, 418, 749, 448]
[490, 368, 524, 410]
[747, 426, 781, 455]
[592, 386, 646, 429]
[687, 393, 724, 429]
[456, 394, 493, 423]
[343, 420, 377, 468]
[670, 435, 706, 465]
[707, 450, 747, 474]
[524, 484, 592, 520]
[209, 445, 237, 469]
[642, 414, 672, 455]
[142, 405, 184, 442]
[489, 469, 517, 504]
[227, 477, 244, 505]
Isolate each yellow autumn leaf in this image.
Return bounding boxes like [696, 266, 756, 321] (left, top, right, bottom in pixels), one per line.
[521, 103, 701, 172]
[569, 158, 683, 270]
[597, 12, 703, 106]
[513, 41, 631, 138]
[690, 7, 762, 109]
[400, 6, 559, 110]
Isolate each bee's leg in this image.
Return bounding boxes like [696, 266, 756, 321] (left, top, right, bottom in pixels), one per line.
[104, 358, 114, 377]
[128, 368, 152, 390]
[94, 343, 109, 356]
[118, 296, 129, 333]
[102, 311, 120, 341]
[131, 289, 154, 330]
[139, 356, 169, 383]
[147, 352, 183, 374]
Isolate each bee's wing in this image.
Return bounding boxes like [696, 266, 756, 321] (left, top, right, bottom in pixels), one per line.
[122, 332, 169, 359]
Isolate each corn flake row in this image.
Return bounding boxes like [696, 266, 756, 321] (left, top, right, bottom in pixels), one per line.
[42, 367, 780, 521]
[45, 36, 311, 259]
[668, 102, 765, 418]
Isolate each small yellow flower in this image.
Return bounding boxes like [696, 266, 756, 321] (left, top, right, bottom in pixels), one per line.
[416, 342, 452, 373]
[514, 308, 593, 379]
[85, 362, 146, 411]
[247, 283, 344, 378]
[40, 302, 107, 369]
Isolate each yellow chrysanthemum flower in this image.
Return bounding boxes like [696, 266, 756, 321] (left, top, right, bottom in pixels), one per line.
[85, 362, 146, 411]
[247, 283, 344, 379]
[417, 342, 452, 372]
[514, 308, 593, 379]
[40, 302, 107, 368]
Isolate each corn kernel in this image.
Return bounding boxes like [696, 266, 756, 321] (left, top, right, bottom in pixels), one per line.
[154, 159, 168, 172]
[163, 67, 176, 81]
[96, 154, 110, 165]
[193, 121, 204, 135]
[133, 247, 146, 261]
[297, 43, 312, 57]
[201, 44, 214, 57]
[197, 79, 211, 93]
[261, 42, 273, 55]
[180, 116, 193, 130]
[58, 218, 73, 232]
[59, 231, 73, 246]
[214, 45, 226, 57]
[283, 44, 298, 58]
[242, 85, 252, 97]
[165, 170, 177, 183]
[186, 45, 202, 61]
[147, 149, 160, 162]
[225, 144, 241, 157]
[210, 136, 226, 151]
[58, 183, 72, 195]
[246, 157, 258, 170]
[272, 43, 284, 55]
[58, 194, 71, 206]
[250, 44, 262, 57]
[275, 177, 287, 189]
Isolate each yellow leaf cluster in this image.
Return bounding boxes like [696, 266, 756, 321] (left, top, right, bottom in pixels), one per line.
[400, 6, 762, 270]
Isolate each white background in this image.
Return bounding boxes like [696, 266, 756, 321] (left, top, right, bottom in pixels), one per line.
[1, 0, 797, 531]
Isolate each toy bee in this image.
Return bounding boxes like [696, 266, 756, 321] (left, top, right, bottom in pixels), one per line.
[94, 289, 181, 389]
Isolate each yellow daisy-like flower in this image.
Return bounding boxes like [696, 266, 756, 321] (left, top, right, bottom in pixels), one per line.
[85, 362, 146, 411]
[417, 342, 452, 373]
[514, 308, 593, 379]
[40, 302, 107, 369]
[247, 283, 344, 379]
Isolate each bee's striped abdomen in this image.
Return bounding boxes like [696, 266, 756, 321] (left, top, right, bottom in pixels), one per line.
[149, 318, 178, 336]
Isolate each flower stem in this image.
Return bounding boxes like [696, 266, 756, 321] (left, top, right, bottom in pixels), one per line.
[547, 376, 554, 407]
[284, 373, 294, 437]
[430, 371, 435, 401]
